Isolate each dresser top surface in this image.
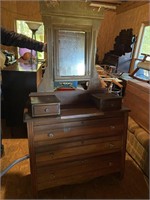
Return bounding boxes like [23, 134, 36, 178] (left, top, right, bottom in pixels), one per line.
[2, 62, 42, 72]
[24, 103, 129, 123]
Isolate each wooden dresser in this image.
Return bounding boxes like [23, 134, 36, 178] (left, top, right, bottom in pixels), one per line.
[25, 92, 129, 198]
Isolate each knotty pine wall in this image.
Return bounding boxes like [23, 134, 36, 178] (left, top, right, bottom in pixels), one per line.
[97, 2, 150, 62]
[0, 1, 42, 54]
[1, 1, 149, 61]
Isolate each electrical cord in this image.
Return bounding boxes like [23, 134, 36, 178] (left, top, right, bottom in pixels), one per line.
[0, 154, 30, 178]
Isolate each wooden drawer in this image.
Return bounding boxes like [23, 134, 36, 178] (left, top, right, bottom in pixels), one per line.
[30, 95, 60, 117]
[37, 153, 121, 190]
[91, 93, 122, 111]
[33, 117, 124, 143]
[32, 104, 60, 117]
[35, 135, 122, 166]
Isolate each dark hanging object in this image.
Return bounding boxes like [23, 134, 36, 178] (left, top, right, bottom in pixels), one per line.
[112, 28, 135, 56]
[101, 28, 136, 73]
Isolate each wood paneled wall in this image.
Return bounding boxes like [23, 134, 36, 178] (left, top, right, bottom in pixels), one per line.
[1, 1, 41, 29]
[97, 2, 150, 62]
[0, 0, 42, 53]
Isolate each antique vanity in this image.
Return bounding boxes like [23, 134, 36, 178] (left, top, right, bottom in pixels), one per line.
[24, 1, 129, 198]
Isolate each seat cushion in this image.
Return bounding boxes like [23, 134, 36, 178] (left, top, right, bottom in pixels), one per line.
[127, 131, 149, 177]
[134, 127, 150, 152]
[128, 116, 139, 134]
[128, 116, 149, 151]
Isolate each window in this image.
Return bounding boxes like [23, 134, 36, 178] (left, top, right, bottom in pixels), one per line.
[130, 22, 150, 80]
[16, 20, 44, 60]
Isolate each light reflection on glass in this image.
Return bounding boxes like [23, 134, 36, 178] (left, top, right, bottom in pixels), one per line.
[58, 30, 86, 77]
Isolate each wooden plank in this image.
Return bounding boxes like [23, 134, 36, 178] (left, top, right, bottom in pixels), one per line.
[116, 1, 148, 14]
[123, 81, 150, 132]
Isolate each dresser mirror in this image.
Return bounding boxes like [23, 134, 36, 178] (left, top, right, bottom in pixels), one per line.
[38, 1, 104, 92]
[55, 30, 86, 80]
[52, 22, 93, 82]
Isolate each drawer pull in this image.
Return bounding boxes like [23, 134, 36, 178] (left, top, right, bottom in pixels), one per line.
[108, 162, 112, 167]
[109, 143, 115, 149]
[49, 173, 55, 180]
[110, 125, 115, 130]
[48, 133, 54, 138]
[44, 108, 49, 112]
[49, 152, 54, 158]
[81, 160, 87, 164]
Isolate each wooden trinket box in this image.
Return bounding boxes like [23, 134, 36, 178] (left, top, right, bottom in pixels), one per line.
[30, 95, 60, 117]
[91, 93, 122, 111]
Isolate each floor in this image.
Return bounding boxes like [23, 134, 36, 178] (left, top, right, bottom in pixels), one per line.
[0, 137, 149, 199]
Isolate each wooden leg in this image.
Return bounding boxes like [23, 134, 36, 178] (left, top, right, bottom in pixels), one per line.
[130, 67, 139, 77]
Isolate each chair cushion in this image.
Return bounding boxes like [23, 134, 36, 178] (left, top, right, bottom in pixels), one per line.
[134, 127, 150, 152]
[128, 116, 139, 134]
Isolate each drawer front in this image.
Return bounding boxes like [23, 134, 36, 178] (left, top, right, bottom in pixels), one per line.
[34, 117, 124, 143]
[35, 135, 122, 166]
[101, 99, 122, 111]
[92, 94, 122, 111]
[32, 104, 60, 117]
[37, 153, 121, 190]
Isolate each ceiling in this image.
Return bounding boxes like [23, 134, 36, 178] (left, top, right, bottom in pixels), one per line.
[91, 0, 124, 4]
[44, 1, 148, 13]
[89, 0, 127, 11]
[90, 0, 148, 12]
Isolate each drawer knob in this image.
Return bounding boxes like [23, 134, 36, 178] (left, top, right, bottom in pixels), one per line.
[45, 108, 49, 112]
[108, 162, 112, 167]
[49, 152, 54, 158]
[110, 125, 115, 130]
[50, 173, 55, 180]
[48, 133, 54, 138]
[109, 143, 115, 149]
[81, 160, 87, 164]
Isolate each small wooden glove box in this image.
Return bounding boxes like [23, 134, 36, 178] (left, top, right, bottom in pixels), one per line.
[30, 95, 60, 117]
[91, 93, 122, 111]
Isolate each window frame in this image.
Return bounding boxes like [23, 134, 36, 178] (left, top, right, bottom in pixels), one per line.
[130, 21, 150, 73]
[16, 20, 45, 60]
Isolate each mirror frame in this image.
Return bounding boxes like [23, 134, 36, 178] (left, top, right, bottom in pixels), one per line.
[38, 1, 104, 92]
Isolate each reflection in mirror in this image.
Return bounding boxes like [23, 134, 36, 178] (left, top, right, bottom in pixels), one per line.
[58, 30, 85, 77]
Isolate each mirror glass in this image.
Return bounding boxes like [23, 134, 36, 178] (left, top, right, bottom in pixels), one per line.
[57, 30, 86, 77]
